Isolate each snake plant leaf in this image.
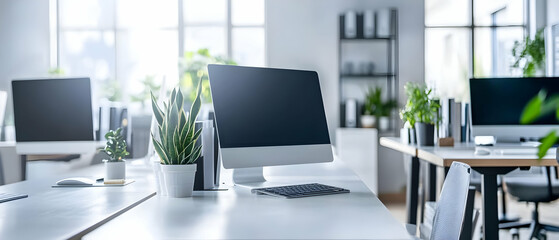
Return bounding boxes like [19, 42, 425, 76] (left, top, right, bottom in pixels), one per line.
[152, 135, 169, 164]
[189, 82, 202, 124]
[170, 88, 177, 107]
[151, 92, 164, 126]
[178, 110, 187, 141]
[189, 145, 202, 164]
[176, 87, 184, 111]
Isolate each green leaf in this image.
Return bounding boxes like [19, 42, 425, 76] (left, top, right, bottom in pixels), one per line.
[189, 82, 202, 124]
[176, 87, 184, 111]
[520, 91, 544, 124]
[188, 145, 202, 164]
[151, 92, 164, 126]
[538, 131, 557, 159]
[151, 134, 169, 164]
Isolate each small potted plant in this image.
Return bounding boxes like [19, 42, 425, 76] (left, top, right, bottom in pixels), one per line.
[103, 128, 129, 180]
[361, 88, 377, 128]
[151, 83, 202, 198]
[399, 83, 440, 146]
[363, 87, 396, 130]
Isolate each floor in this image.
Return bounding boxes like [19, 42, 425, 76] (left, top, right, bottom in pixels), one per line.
[385, 192, 559, 240]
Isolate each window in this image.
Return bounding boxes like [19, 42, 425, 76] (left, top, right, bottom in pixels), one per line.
[53, 0, 265, 103]
[425, 0, 525, 101]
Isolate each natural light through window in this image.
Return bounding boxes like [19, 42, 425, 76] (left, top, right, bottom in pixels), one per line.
[53, 0, 266, 107]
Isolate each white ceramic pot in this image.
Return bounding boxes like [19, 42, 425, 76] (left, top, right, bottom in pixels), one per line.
[160, 164, 197, 198]
[379, 116, 390, 131]
[360, 115, 376, 128]
[105, 160, 126, 180]
[152, 160, 166, 196]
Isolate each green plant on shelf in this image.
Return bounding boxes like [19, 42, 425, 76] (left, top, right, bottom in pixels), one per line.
[363, 87, 396, 118]
[399, 82, 440, 127]
[103, 128, 129, 162]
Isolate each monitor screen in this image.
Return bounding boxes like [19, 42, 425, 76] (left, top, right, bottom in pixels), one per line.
[12, 78, 94, 142]
[208, 65, 331, 148]
[470, 77, 559, 126]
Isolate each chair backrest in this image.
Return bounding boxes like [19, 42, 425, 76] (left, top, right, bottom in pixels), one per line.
[430, 162, 472, 240]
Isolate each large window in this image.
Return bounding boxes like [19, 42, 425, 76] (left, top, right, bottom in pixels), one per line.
[425, 0, 525, 101]
[52, 0, 265, 102]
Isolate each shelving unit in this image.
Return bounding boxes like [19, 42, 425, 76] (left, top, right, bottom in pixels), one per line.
[338, 9, 399, 134]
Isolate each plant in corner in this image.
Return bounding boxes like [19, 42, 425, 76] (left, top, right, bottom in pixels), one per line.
[512, 28, 546, 77]
[399, 82, 440, 146]
[361, 88, 377, 128]
[363, 87, 397, 130]
[103, 128, 129, 180]
[151, 83, 203, 198]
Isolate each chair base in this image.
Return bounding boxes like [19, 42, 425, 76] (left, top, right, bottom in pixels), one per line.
[498, 203, 559, 240]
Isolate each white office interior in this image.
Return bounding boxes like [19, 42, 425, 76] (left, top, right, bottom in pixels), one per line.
[1, 0, 559, 239]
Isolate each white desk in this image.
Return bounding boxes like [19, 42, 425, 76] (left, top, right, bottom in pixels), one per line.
[0, 162, 156, 240]
[85, 160, 411, 240]
[380, 137, 559, 240]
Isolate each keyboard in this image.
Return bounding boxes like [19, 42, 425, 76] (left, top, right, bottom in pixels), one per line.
[251, 183, 350, 198]
[0, 193, 28, 203]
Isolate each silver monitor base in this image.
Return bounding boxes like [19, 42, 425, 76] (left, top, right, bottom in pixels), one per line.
[232, 167, 269, 189]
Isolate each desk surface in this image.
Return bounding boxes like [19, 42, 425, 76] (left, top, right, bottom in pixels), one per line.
[85, 160, 411, 240]
[0, 162, 156, 240]
[381, 137, 559, 167]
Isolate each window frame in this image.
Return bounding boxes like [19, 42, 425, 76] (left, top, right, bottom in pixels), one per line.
[425, 0, 527, 78]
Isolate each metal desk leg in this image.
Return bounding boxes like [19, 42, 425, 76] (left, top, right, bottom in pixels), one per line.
[407, 156, 420, 224]
[421, 162, 437, 223]
[20, 155, 27, 181]
[427, 163, 437, 201]
[476, 167, 516, 240]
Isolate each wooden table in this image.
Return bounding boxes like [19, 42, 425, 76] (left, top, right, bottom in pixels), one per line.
[380, 137, 559, 240]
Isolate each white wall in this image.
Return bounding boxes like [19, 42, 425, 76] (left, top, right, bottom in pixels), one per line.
[266, 0, 424, 136]
[547, 0, 559, 25]
[0, 0, 51, 125]
[265, 0, 424, 193]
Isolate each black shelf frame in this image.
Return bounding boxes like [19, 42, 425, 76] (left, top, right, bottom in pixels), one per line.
[341, 73, 395, 78]
[338, 9, 399, 132]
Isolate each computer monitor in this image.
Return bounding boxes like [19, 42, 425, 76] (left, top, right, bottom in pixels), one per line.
[12, 78, 97, 154]
[470, 77, 559, 142]
[208, 64, 333, 185]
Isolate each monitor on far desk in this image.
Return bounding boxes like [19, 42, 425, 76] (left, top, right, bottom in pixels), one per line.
[12, 77, 98, 154]
[470, 77, 559, 143]
[208, 64, 334, 187]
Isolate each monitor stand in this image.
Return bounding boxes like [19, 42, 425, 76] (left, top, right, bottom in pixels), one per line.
[232, 167, 268, 188]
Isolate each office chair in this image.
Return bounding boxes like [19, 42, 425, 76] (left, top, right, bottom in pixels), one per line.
[501, 166, 559, 240]
[407, 161, 475, 240]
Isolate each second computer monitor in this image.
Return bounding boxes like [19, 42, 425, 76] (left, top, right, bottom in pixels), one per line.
[12, 77, 96, 154]
[208, 64, 333, 170]
[470, 77, 559, 142]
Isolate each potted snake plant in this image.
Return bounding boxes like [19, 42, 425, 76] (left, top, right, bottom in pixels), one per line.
[151, 83, 202, 198]
[103, 128, 129, 180]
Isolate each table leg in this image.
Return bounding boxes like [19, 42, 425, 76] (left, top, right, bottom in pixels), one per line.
[427, 163, 437, 201]
[20, 155, 27, 181]
[420, 162, 437, 223]
[476, 167, 516, 240]
[407, 156, 420, 224]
